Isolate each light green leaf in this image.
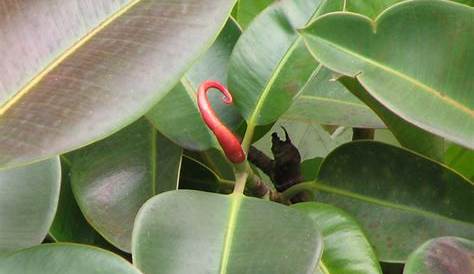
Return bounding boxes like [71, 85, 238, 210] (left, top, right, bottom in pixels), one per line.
[0, 157, 60, 254]
[302, 141, 474, 262]
[234, 0, 275, 28]
[132, 190, 323, 274]
[147, 19, 242, 151]
[404, 237, 474, 274]
[0, 244, 141, 274]
[301, 0, 474, 149]
[293, 202, 382, 274]
[70, 119, 181, 252]
[0, 0, 236, 169]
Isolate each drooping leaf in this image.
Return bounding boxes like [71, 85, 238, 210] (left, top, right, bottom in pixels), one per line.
[70, 119, 181, 252]
[0, 0, 236, 169]
[0, 243, 141, 274]
[284, 67, 385, 128]
[147, 18, 242, 151]
[305, 141, 474, 262]
[233, 0, 275, 28]
[404, 237, 474, 274]
[132, 190, 323, 274]
[293, 202, 382, 274]
[0, 157, 60, 254]
[301, 0, 474, 149]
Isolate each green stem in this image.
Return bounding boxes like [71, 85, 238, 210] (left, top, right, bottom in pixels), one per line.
[241, 122, 255, 153]
[280, 181, 317, 201]
[232, 162, 249, 194]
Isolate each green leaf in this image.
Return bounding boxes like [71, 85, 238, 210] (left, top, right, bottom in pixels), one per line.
[444, 143, 474, 182]
[184, 149, 235, 181]
[293, 202, 382, 274]
[132, 190, 323, 274]
[228, 0, 324, 130]
[147, 18, 242, 151]
[0, 157, 60, 254]
[307, 141, 474, 262]
[284, 67, 385, 128]
[0, 243, 141, 274]
[70, 119, 181, 252]
[49, 158, 104, 245]
[404, 237, 474, 274]
[0, 0, 236, 169]
[234, 0, 275, 28]
[301, 0, 474, 149]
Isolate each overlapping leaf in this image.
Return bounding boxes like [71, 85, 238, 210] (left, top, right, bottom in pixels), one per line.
[69, 119, 181, 252]
[0, 0, 236, 168]
[0, 157, 60, 254]
[133, 190, 323, 274]
[301, 0, 474, 149]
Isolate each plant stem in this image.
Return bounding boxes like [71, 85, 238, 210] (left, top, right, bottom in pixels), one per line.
[280, 181, 317, 201]
[241, 123, 255, 153]
[232, 162, 249, 194]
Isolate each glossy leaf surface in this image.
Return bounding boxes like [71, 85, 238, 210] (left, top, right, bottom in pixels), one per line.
[404, 237, 474, 274]
[294, 202, 382, 274]
[233, 0, 274, 28]
[147, 19, 242, 151]
[133, 190, 323, 274]
[70, 119, 181, 252]
[0, 244, 141, 274]
[0, 0, 235, 168]
[0, 157, 60, 254]
[311, 141, 474, 262]
[284, 67, 384, 128]
[301, 0, 474, 149]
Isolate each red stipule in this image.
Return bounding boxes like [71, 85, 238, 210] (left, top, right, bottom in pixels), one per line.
[197, 80, 245, 163]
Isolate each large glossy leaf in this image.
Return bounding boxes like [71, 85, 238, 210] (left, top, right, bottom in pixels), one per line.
[0, 157, 60, 254]
[132, 190, 323, 274]
[0, 0, 236, 169]
[404, 237, 474, 274]
[283, 67, 384, 128]
[147, 19, 242, 151]
[303, 141, 474, 262]
[228, 0, 323, 131]
[444, 144, 474, 182]
[301, 0, 474, 149]
[0, 243, 142, 274]
[70, 119, 181, 252]
[293, 202, 382, 274]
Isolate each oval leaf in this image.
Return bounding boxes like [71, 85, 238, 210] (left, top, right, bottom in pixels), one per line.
[293, 202, 382, 274]
[309, 141, 474, 262]
[404, 237, 474, 274]
[132, 190, 323, 274]
[70, 119, 181, 252]
[301, 0, 474, 149]
[0, 0, 235, 168]
[0, 244, 141, 274]
[0, 157, 60, 254]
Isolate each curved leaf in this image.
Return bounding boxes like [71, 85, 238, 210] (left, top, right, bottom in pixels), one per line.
[147, 19, 242, 151]
[308, 141, 474, 262]
[0, 157, 60, 254]
[0, 243, 141, 274]
[404, 237, 474, 274]
[293, 202, 382, 274]
[301, 0, 474, 149]
[70, 119, 181, 252]
[132, 190, 323, 274]
[233, 0, 275, 28]
[228, 0, 324, 129]
[284, 68, 384, 128]
[0, 0, 236, 168]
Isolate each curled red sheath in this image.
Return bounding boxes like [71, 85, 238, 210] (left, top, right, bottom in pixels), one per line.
[197, 80, 245, 163]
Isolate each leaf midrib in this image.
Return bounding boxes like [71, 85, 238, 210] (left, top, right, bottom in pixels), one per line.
[311, 180, 474, 226]
[0, 0, 143, 115]
[311, 36, 474, 117]
[219, 193, 243, 274]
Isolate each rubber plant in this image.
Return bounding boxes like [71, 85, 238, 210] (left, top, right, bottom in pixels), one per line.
[0, 0, 473, 273]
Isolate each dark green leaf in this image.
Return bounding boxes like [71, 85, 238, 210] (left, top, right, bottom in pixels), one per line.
[132, 190, 323, 274]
